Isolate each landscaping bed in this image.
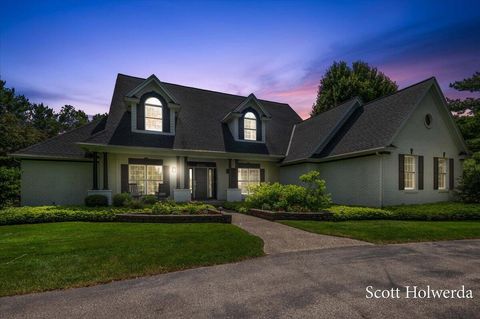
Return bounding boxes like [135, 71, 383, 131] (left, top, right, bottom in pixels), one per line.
[0, 201, 232, 225]
[116, 210, 232, 223]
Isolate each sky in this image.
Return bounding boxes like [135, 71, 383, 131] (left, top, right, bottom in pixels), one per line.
[1, 0, 479, 119]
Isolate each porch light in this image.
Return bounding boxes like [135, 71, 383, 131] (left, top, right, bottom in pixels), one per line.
[171, 166, 177, 175]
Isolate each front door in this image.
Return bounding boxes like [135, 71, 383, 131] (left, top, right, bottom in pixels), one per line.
[194, 167, 208, 200]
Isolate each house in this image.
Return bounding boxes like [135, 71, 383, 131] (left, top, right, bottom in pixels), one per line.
[12, 74, 468, 207]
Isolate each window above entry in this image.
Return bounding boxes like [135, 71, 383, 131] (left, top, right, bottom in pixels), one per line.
[244, 112, 257, 140]
[144, 97, 163, 132]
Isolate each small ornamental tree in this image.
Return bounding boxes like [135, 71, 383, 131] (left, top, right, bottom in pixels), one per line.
[299, 170, 332, 210]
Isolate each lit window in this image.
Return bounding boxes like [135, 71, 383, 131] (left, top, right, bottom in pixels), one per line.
[438, 158, 448, 190]
[404, 155, 416, 190]
[238, 168, 260, 195]
[144, 97, 163, 131]
[128, 164, 163, 195]
[244, 112, 257, 140]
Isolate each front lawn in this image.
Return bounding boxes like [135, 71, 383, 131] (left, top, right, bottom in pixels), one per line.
[280, 220, 480, 244]
[0, 222, 264, 297]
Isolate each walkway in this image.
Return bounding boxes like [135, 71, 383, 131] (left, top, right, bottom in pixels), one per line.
[229, 212, 370, 254]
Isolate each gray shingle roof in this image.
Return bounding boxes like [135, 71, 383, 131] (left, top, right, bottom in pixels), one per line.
[13, 74, 441, 163]
[318, 78, 435, 158]
[14, 117, 106, 159]
[284, 98, 360, 163]
[86, 74, 302, 156]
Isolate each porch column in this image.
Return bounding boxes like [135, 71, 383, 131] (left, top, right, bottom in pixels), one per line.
[103, 152, 108, 190]
[184, 157, 189, 189]
[176, 156, 181, 188]
[92, 152, 98, 190]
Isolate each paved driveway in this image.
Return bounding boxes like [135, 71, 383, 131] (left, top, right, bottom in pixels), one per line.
[1, 240, 479, 319]
[230, 212, 370, 254]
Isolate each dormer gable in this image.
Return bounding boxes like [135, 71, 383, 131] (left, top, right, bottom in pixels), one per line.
[125, 74, 180, 135]
[222, 94, 271, 143]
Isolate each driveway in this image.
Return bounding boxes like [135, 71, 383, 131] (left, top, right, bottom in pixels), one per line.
[1, 240, 479, 319]
[230, 212, 370, 254]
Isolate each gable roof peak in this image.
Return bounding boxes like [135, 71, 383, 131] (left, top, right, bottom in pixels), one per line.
[125, 73, 179, 104]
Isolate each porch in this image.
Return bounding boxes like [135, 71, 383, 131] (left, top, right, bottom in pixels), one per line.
[87, 152, 272, 204]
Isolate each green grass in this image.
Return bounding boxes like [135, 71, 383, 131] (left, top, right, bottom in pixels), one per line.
[280, 220, 480, 244]
[0, 222, 264, 297]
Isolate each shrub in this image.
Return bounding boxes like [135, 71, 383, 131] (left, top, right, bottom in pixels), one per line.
[141, 195, 158, 205]
[246, 183, 307, 211]
[84, 195, 108, 207]
[0, 206, 119, 225]
[456, 152, 480, 203]
[328, 206, 393, 221]
[152, 201, 215, 215]
[386, 202, 480, 220]
[129, 199, 144, 209]
[245, 170, 331, 212]
[299, 170, 332, 210]
[0, 166, 20, 208]
[112, 193, 132, 207]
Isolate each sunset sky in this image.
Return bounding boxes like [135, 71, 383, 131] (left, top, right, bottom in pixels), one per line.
[1, 0, 479, 119]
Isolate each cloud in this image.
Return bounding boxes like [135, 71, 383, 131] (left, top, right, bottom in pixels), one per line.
[16, 86, 109, 114]
[254, 17, 480, 119]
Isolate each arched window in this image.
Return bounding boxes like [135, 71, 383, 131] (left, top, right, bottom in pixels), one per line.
[145, 97, 163, 131]
[244, 112, 257, 140]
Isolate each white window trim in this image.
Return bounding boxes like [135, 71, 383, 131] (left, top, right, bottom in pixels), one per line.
[404, 155, 416, 190]
[238, 168, 260, 195]
[438, 158, 448, 190]
[128, 164, 164, 195]
[131, 105, 176, 135]
[144, 97, 163, 132]
[244, 112, 257, 141]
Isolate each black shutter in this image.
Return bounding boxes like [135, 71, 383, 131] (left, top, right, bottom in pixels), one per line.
[398, 154, 405, 190]
[163, 106, 170, 133]
[260, 168, 265, 182]
[256, 118, 262, 141]
[137, 103, 145, 130]
[418, 156, 424, 190]
[238, 117, 244, 140]
[229, 168, 238, 188]
[449, 158, 454, 190]
[433, 157, 439, 190]
[163, 165, 170, 196]
[121, 164, 129, 193]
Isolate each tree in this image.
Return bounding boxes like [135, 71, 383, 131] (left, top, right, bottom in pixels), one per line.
[311, 61, 398, 115]
[29, 103, 61, 138]
[92, 112, 108, 121]
[57, 105, 89, 132]
[448, 71, 480, 152]
[456, 152, 480, 203]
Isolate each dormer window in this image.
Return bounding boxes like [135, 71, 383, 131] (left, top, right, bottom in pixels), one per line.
[244, 112, 257, 140]
[145, 97, 163, 131]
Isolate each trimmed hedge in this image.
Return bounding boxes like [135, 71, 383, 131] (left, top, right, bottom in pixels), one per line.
[85, 195, 108, 207]
[112, 193, 132, 207]
[0, 206, 150, 225]
[327, 206, 393, 221]
[385, 202, 480, 221]
[152, 201, 216, 215]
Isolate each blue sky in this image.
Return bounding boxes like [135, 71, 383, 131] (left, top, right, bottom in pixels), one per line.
[1, 0, 479, 118]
